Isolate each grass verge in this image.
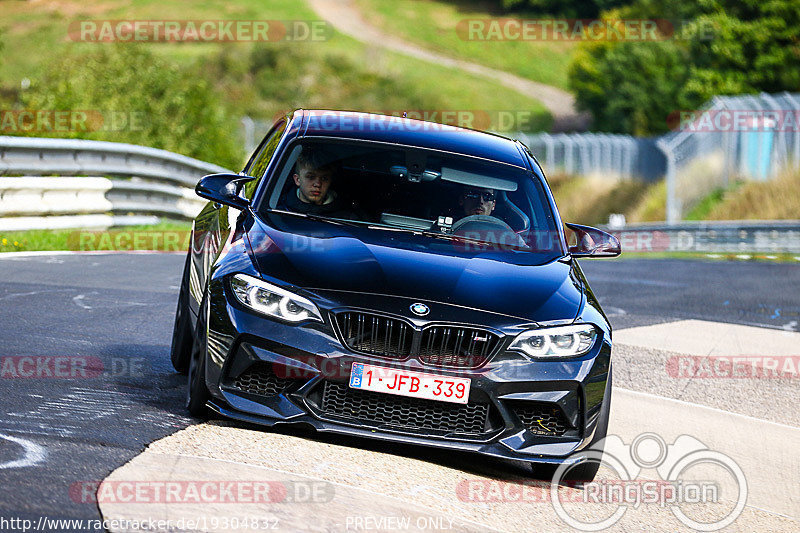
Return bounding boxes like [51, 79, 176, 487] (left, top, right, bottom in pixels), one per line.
[549, 169, 800, 227]
[705, 171, 800, 220]
[548, 174, 654, 226]
[0, 221, 191, 253]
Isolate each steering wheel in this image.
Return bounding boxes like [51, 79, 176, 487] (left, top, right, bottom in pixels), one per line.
[449, 215, 527, 249]
[450, 214, 513, 234]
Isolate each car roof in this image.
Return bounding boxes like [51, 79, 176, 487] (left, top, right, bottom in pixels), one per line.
[296, 110, 528, 168]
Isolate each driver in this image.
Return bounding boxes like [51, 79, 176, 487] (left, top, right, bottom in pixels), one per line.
[279, 146, 357, 219]
[452, 186, 527, 250]
[459, 187, 496, 218]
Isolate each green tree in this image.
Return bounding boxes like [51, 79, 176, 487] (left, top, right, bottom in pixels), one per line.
[683, 6, 800, 103]
[568, 0, 800, 135]
[569, 37, 691, 135]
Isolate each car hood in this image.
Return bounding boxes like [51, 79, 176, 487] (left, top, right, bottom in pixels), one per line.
[246, 214, 583, 323]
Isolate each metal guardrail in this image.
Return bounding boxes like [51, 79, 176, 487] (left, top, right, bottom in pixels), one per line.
[0, 136, 231, 231]
[604, 220, 800, 254]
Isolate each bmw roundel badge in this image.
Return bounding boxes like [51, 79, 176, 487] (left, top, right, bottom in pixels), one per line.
[410, 303, 430, 316]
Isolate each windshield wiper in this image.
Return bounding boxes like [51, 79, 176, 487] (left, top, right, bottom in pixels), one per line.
[264, 209, 369, 228]
[265, 209, 431, 233]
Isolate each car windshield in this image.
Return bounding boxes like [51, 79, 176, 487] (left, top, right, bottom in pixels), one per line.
[261, 139, 563, 256]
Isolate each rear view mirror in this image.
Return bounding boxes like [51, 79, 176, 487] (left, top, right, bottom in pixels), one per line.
[389, 165, 440, 183]
[565, 223, 621, 258]
[195, 173, 255, 211]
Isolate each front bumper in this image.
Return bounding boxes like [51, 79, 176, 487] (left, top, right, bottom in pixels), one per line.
[203, 281, 612, 464]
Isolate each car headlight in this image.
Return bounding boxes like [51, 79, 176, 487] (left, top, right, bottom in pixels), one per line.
[509, 324, 598, 359]
[230, 273, 323, 323]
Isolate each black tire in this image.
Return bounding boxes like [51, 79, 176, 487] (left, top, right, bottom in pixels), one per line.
[532, 365, 613, 483]
[170, 252, 193, 374]
[186, 290, 210, 417]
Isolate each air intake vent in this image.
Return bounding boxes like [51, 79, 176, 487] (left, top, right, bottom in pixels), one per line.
[232, 363, 297, 396]
[507, 401, 571, 436]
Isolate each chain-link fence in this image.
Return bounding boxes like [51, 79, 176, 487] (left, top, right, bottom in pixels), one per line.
[515, 132, 665, 181]
[658, 92, 800, 222]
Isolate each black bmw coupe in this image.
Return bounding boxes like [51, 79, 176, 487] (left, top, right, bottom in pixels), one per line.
[170, 110, 620, 481]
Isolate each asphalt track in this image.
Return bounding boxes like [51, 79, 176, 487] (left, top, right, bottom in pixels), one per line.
[0, 253, 798, 532]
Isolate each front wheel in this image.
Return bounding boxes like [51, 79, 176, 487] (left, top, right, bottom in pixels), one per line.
[170, 252, 193, 374]
[186, 291, 210, 417]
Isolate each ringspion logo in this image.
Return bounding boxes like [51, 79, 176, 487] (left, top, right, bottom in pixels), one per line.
[549, 433, 747, 531]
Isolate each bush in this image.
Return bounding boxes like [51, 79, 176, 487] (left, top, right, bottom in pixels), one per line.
[20, 45, 242, 169]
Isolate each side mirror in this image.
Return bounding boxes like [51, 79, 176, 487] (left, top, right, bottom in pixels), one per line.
[565, 223, 621, 258]
[195, 173, 255, 211]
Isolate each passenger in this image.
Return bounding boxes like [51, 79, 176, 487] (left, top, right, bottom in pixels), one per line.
[279, 146, 357, 219]
[459, 186, 497, 217]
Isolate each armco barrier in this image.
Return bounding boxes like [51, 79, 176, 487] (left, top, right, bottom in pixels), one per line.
[0, 136, 231, 230]
[606, 221, 800, 254]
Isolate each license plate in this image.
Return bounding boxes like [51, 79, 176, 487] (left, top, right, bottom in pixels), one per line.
[349, 362, 470, 404]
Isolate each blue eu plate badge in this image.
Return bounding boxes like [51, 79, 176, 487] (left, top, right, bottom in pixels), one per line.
[350, 362, 364, 388]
